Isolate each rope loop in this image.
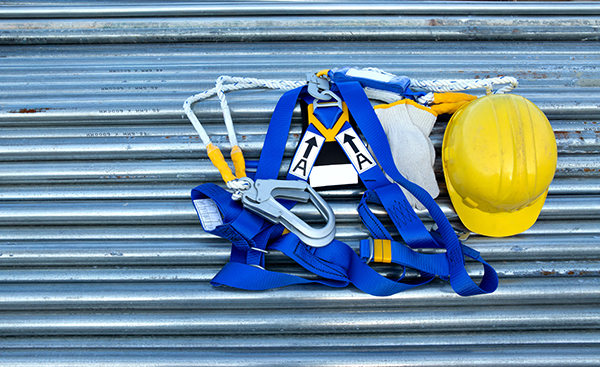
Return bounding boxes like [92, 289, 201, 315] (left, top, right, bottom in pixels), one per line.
[411, 76, 519, 95]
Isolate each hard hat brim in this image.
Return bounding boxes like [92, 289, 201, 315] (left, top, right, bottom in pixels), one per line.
[447, 181, 548, 238]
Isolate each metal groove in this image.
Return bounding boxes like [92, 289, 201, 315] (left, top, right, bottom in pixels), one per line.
[2, 330, 600, 349]
[1, 195, 599, 226]
[0, 305, 598, 336]
[3, 2, 600, 19]
[0, 347, 598, 367]
[0, 277, 598, 311]
[1, 231, 600, 265]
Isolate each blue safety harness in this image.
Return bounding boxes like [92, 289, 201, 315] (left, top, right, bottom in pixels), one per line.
[191, 80, 498, 297]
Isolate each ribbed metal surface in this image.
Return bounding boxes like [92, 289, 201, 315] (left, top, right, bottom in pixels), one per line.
[1, 2, 600, 366]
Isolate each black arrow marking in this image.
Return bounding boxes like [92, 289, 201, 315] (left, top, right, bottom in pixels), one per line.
[303, 137, 318, 158]
[343, 134, 359, 153]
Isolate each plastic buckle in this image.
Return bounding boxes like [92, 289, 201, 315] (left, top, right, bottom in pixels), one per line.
[240, 178, 336, 248]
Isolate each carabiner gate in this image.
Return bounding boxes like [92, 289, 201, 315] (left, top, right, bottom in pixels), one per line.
[240, 179, 336, 248]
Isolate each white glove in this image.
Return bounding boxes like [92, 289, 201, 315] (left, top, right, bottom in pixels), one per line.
[373, 99, 439, 210]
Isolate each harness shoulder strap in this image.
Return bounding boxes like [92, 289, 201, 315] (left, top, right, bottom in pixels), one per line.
[336, 81, 498, 296]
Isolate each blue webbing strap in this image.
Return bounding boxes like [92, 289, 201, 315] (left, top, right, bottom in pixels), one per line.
[211, 260, 349, 290]
[335, 121, 440, 249]
[212, 233, 441, 295]
[196, 86, 441, 294]
[336, 81, 498, 296]
[357, 188, 443, 249]
[194, 82, 497, 296]
[328, 67, 426, 100]
[268, 233, 434, 296]
[191, 183, 259, 252]
[359, 239, 444, 276]
[196, 86, 352, 291]
[356, 191, 394, 242]
[255, 86, 307, 181]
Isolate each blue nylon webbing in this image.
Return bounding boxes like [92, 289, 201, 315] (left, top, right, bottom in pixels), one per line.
[335, 121, 439, 249]
[328, 67, 426, 100]
[255, 86, 306, 181]
[212, 233, 434, 296]
[336, 81, 498, 295]
[193, 81, 498, 297]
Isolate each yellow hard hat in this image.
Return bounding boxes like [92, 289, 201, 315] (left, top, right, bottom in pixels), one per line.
[442, 94, 557, 237]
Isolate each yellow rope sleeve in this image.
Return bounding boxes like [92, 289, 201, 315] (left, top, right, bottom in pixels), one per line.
[206, 143, 236, 183]
[316, 69, 330, 77]
[230, 145, 247, 179]
[430, 92, 477, 115]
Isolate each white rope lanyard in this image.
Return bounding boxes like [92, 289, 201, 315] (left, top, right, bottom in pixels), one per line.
[183, 76, 304, 191]
[183, 76, 305, 147]
[183, 68, 518, 191]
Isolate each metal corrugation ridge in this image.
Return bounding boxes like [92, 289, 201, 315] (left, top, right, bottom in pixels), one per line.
[3, 2, 600, 19]
[1, 1, 600, 366]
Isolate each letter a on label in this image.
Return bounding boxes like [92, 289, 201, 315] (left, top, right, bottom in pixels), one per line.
[289, 130, 325, 180]
[336, 126, 376, 174]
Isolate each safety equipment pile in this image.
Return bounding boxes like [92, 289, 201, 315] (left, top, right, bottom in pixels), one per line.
[183, 67, 523, 297]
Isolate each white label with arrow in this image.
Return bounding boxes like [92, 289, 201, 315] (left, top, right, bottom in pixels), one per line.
[335, 126, 376, 174]
[289, 130, 325, 180]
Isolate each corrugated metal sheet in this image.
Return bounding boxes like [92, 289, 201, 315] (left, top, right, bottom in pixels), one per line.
[1, 1, 600, 365]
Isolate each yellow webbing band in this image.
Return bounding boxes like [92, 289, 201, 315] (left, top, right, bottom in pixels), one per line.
[382, 240, 392, 263]
[374, 239, 383, 263]
[373, 239, 392, 263]
[230, 145, 247, 179]
[207, 143, 236, 183]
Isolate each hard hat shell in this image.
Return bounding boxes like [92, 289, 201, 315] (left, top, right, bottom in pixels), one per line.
[442, 94, 557, 237]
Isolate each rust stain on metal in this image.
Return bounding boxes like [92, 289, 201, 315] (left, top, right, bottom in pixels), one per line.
[567, 270, 595, 276]
[9, 108, 51, 114]
[541, 270, 556, 276]
[554, 131, 569, 139]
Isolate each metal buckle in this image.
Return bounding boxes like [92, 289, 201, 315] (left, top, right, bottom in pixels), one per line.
[366, 237, 374, 264]
[431, 223, 471, 241]
[307, 72, 331, 100]
[306, 72, 342, 109]
[240, 179, 336, 248]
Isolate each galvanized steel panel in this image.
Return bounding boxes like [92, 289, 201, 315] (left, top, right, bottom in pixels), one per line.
[1, 1, 600, 366]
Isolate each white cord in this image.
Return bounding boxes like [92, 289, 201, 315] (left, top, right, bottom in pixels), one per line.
[336, 67, 518, 105]
[184, 76, 305, 147]
[411, 76, 519, 104]
[183, 70, 518, 146]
